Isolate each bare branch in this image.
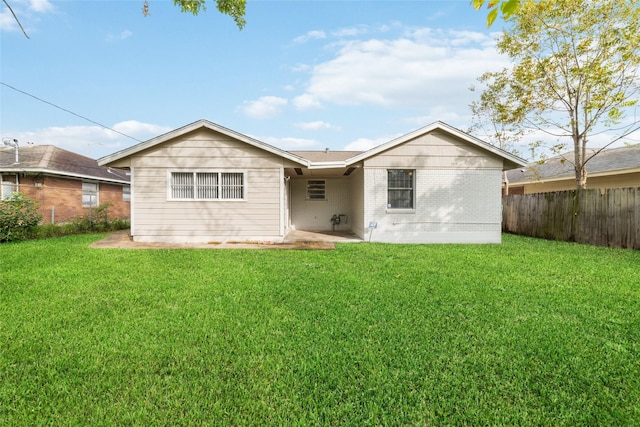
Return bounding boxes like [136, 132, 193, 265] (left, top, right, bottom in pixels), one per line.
[2, 0, 29, 39]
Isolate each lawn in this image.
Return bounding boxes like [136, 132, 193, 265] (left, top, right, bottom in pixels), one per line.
[1, 234, 639, 425]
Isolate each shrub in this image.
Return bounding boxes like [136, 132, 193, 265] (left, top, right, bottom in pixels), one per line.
[35, 206, 130, 239]
[0, 193, 43, 242]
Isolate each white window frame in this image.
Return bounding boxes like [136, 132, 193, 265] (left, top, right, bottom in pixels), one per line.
[387, 169, 415, 210]
[167, 170, 247, 201]
[82, 181, 99, 207]
[123, 185, 131, 202]
[306, 179, 326, 201]
[1, 175, 18, 200]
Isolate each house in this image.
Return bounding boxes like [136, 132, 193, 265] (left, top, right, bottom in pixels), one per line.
[98, 119, 526, 244]
[506, 144, 640, 194]
[1, 144, 130, 223]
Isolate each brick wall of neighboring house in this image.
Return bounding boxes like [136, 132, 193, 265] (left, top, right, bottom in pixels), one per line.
[2, 174, 130, 224]
[99, 182, 130, 219]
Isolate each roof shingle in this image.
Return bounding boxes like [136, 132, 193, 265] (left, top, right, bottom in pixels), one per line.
[0, 145, 129, 183]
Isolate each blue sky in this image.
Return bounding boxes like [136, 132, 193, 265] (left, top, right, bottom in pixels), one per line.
[2, 0, 513, 159]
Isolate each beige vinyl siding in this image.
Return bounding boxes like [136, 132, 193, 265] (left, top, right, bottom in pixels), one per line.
[363, 131, 503, 169]
[290, 178, 352, 231]
[518, 172, 640, 194]
[129, 128, 285, 243]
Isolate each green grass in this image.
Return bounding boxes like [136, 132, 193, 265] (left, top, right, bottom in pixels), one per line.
[1, 234, 639, 425]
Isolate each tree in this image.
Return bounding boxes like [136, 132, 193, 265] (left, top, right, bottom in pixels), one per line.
[469, 77, 524, 157]
[3, 0, 247, 39]
[472, 0, 640, 189]
[472, 0, 521, 27]
[146, 0, 246, 29]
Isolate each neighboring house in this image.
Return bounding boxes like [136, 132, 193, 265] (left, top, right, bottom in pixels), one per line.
[1, 144, 131, 223]
[98, 119, 525, 244]
[506, 144, 640, 194]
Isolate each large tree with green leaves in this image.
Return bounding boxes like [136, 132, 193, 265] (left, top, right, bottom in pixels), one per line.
[3, 0, 247, 39]
[146, 0, 246, 29]
[472, 0, 520, 27]
[473, 0, 640, 189]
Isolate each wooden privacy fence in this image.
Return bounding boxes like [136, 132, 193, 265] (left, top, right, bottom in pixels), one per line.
[502, 188, 640, 249]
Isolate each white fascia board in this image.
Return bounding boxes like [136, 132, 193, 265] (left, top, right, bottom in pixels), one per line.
[306, 161, 347, 169]
[343, 121, 528, 169]
[98, 119, 309, 167]
[0, 167, 130, 185]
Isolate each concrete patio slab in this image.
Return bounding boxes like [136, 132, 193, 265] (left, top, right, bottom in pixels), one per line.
[90, 229, 361, 250]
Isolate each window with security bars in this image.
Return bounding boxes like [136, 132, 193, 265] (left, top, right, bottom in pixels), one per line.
[306, 180, 326, 200]
[170, 172, 245, 200]
[387, 169, 414, 209]
[1, 176, 18, 200]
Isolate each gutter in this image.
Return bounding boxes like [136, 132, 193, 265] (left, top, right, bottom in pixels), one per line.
[0, 167, 130, 185]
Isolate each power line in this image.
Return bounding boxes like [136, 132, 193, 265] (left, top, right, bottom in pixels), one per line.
[0, 81, 143, 143]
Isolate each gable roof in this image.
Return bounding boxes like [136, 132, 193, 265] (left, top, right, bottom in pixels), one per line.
[507, 144, 640, 184]
[98, 119, 310, 167]
[1, 145, 129, 184]
[98, 119, 527, 170]
[344, 121, 527, 169]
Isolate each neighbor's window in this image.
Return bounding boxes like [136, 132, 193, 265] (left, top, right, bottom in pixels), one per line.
[82, 182, 98, 207]
[170, 171, 245, 200]
[387, 169, 414, 209]
[1, 176, 18, 200]
[306, 180, 326, 200]
[123, 185, 131, 202]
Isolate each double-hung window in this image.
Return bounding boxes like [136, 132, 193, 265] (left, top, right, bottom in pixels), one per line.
[169, 171, 245, 201]
[387, 169, 414, 209]
[82, 182, 98, 207]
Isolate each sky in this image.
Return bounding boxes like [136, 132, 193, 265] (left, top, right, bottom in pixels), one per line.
[1, 0, 635, 162]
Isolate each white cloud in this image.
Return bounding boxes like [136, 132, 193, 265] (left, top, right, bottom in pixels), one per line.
[0, 10, 17, 32]
[239, 96, 288, 119]
[29, 0, 54, 13]
[106, 29, 133, 42]
[293, 30, 326, 44]
[288, 28, 508, 131]
[292, 93, 322, 110]
[0, 0, 54, 33]
[332, 25, 368, 38]
[404, 108, 470, 127]
[344, 135, 395, 151]
[7, 121, 171, 159]
[291, 63, 310, 73]
[295, 121, 340, 131]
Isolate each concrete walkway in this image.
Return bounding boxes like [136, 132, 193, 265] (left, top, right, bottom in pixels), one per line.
[90, 229, 361, 250]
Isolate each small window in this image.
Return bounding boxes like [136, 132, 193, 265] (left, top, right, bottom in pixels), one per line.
[82, 182, 98, 207]
[123, 185, 131, 202]
[1, 176, 18, 200]
[387, 169, 414, 209]
[306, 180, 326, 200]
[170, 171, 245, 201]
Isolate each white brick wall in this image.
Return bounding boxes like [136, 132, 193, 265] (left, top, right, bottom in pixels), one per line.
[363, 168, 503, 243]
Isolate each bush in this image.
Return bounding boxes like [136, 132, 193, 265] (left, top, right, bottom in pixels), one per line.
[35, 204, 130, 239]
[0, 193, 43, 242]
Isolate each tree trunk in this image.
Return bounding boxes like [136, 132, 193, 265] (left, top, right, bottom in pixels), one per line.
[575, 165, 587, 189]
